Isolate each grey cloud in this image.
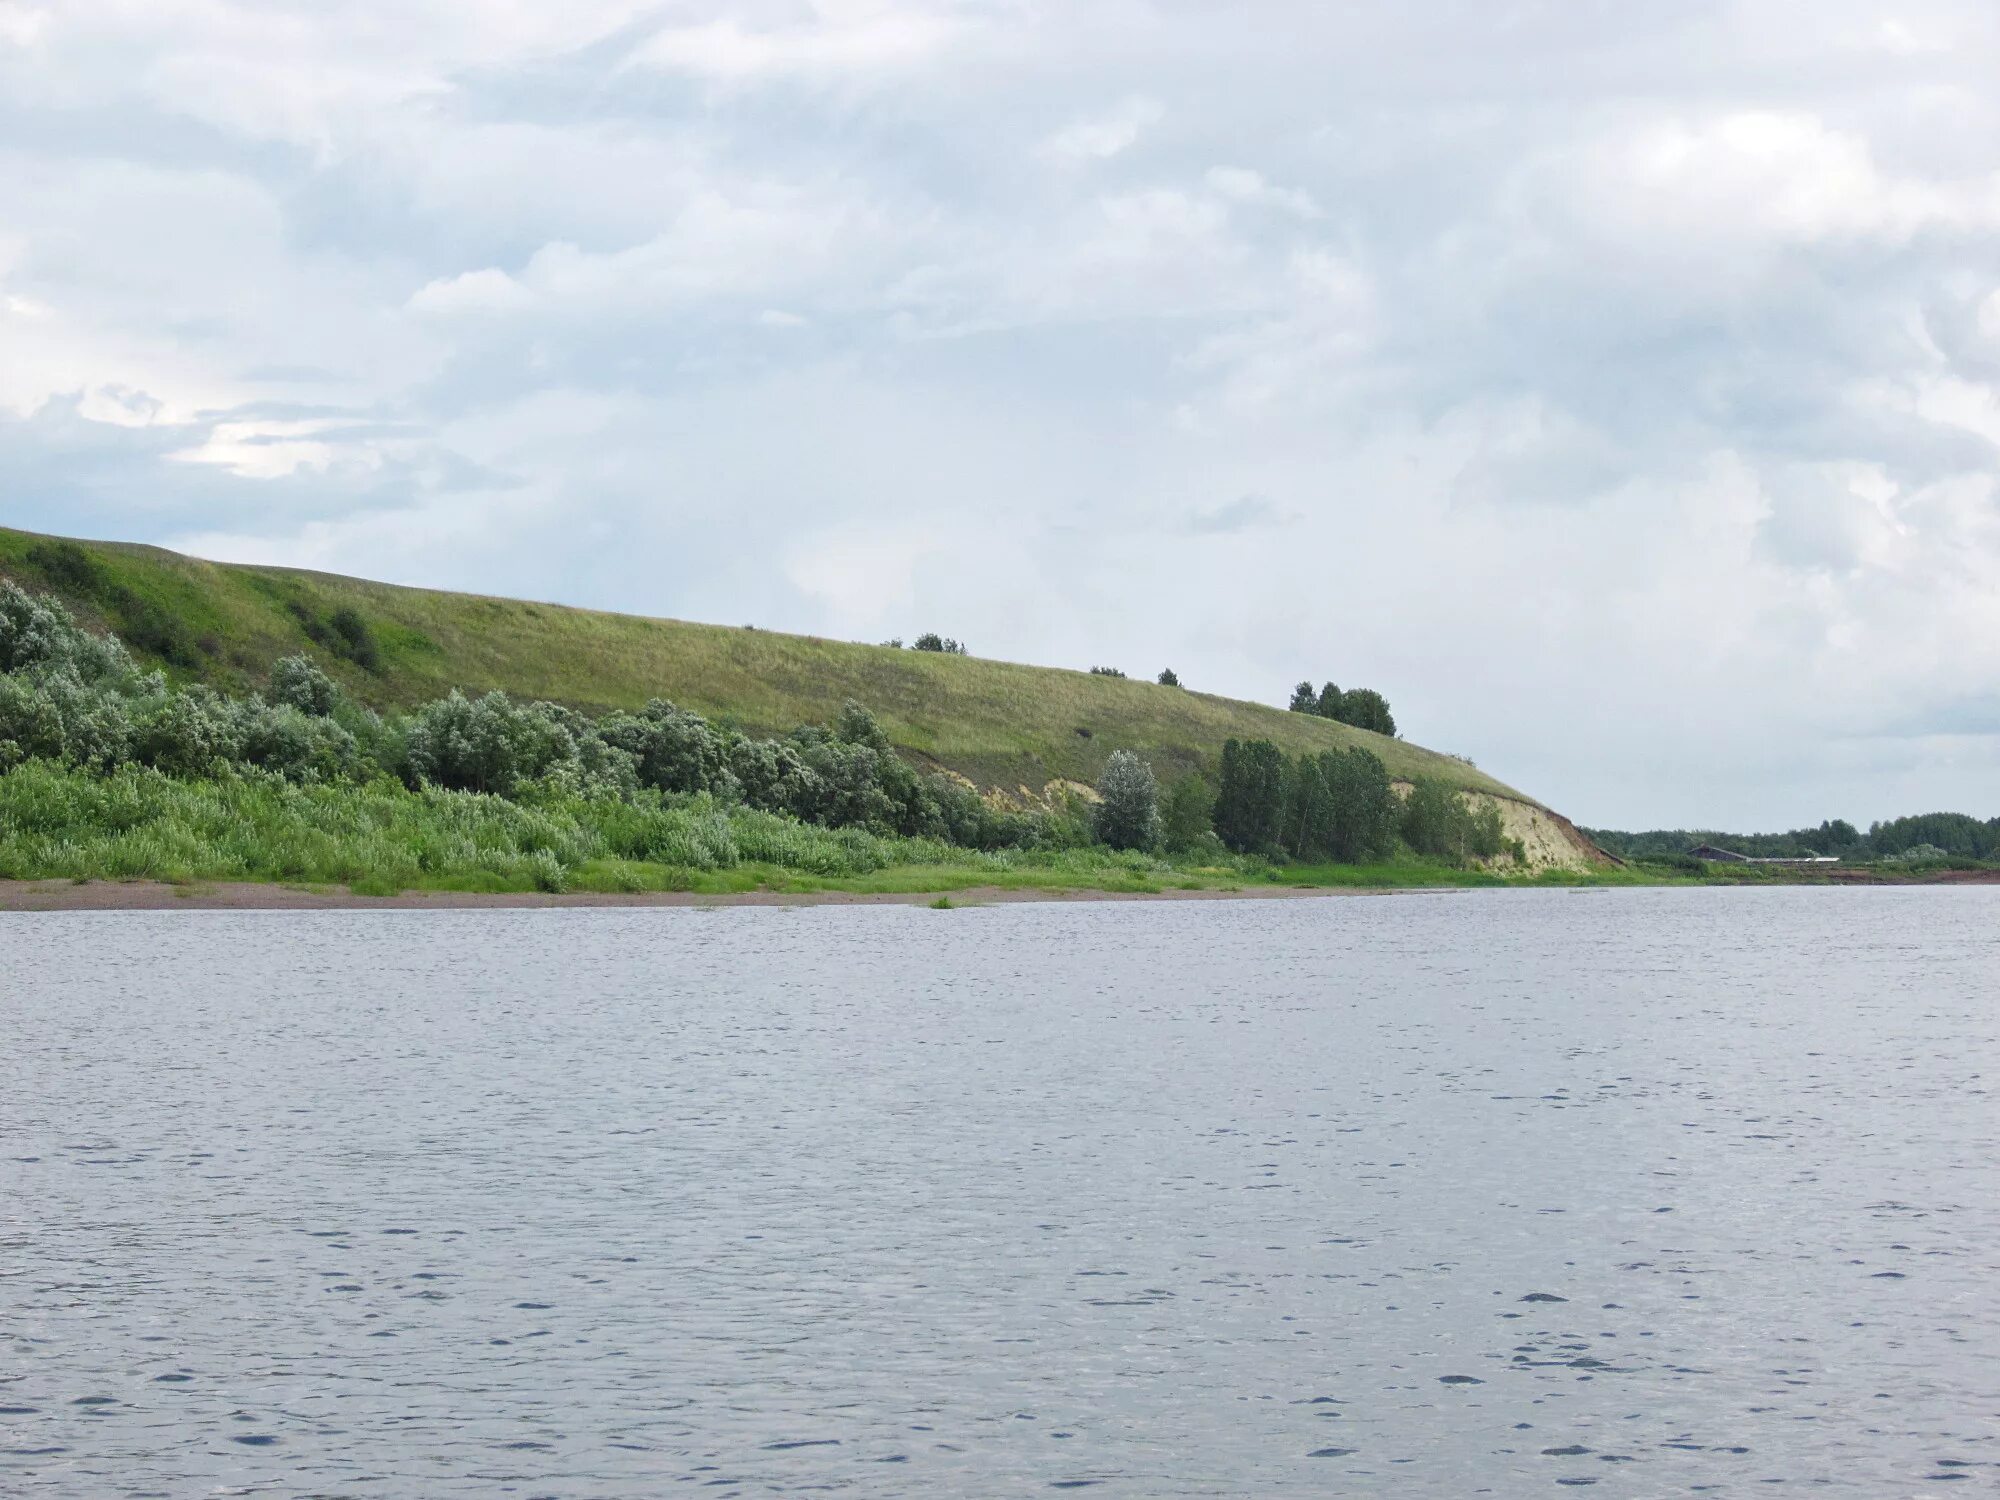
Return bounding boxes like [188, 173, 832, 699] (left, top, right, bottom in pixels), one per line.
[2, 1, 1998, 825]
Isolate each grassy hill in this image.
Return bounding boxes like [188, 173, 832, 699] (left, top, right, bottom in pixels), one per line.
[0, 525, 1532, 807]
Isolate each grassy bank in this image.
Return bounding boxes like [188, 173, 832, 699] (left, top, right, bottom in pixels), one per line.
[0, 760, 1572, 900]
[0, 526, 1526, 804]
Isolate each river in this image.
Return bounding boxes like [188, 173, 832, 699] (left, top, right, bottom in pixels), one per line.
[3, 888, 1995, 1495]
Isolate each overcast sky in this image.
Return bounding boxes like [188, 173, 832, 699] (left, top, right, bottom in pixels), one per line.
[2, 1, 1997, 828]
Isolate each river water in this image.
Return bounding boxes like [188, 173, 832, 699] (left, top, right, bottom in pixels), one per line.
[2, 889, 1996, 1496]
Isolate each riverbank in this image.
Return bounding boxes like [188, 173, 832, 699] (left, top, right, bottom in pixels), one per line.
[0, 877, 1375, 911]
[3, 864, 1991, 911]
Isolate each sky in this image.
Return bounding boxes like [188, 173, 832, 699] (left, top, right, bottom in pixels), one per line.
[1, 1, 1997, 830]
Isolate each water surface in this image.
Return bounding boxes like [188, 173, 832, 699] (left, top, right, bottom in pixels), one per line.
[3, 888, 1996, 1495]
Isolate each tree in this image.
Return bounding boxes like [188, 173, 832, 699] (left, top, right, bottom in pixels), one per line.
[1338, 688, 1396, 737]
[1321, 747, 1399, 862]
[1214, 738, 1285, 853]
[1160, 774, 1213, 851]
[1093, 749, 1160, 851]
[1400, 778, 1504, 865]
[1315, 682, 1343, 720]
[1157, 668, 1181, 687]
[912, 633, 967, 655]
[1288, 681, 1318, 713]
[1281, 755, 1333, 859]
[1089, 665, 1126, 677]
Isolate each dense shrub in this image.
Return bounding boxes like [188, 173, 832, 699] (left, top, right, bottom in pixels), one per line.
[0, 582, 132, 683]
[600, 699, 732, 797]
[270, 655, 341, 717]
[403, 690, 579, 797]
[1157, 668, 1181, 687]
[912, 633, 967, 655]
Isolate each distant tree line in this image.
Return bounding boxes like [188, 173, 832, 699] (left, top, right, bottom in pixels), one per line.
[1586, 813, 2000, 864]
[1289, 680, 1396, 737]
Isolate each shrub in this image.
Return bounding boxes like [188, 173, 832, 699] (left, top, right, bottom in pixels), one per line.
[131, 688, 240, 778]
[1157, 668, 1181, 687]
[1094, 750, 1159, 851]
[327, 607, 380, 671]
[270, 655, 341, 717]
[232, 699, 360, 782]
[912, 633, 967, 655]
[0, 582, 133, 684]
[403, 690, 579, 798]
[25, 540, 104, 594]
[1089, 666, 1126, 678]
[600, 700, 732, 797]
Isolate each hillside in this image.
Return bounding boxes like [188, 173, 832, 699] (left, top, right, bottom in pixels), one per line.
[0, 525, 1598, 865]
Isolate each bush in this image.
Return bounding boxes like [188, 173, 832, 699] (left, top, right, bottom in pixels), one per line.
[1089, 666, 1126, 678]
[1157, 668, 1180, 687]
[1094, 750, 1159, 851]
[403, 690, 579, 798]
[912, 633, 967, 655]
[0, 582, 133, 684]
[600, 700, 732, 797]
[131, 688, 240, 778]
[270, 655, 341, 717]
[232, 699, 360, 783]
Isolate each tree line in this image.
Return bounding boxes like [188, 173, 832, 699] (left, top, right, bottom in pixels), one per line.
[1586, 813, 2000, 864]
[1288, 680, 1396, 737]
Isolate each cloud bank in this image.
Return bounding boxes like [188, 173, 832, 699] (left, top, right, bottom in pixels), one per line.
[2, 0, 1997, 826]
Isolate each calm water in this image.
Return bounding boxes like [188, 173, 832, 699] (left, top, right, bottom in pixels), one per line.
[2, 889, 1997, 1497]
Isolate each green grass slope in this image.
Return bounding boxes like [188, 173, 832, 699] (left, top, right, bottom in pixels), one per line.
[0, 525, 1532, 805]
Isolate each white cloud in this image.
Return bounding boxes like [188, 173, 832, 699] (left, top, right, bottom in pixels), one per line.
[1204, 166, 1322, 220]
[1041, 97, 1164, 164]
[4, 0, 2000, 827]
[629, 2, 973, 81]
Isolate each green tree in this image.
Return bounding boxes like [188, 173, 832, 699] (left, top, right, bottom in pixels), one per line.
[1215, 738, 1285, 853]
[1321, 746, 1399, 862]
[1288, 681, 1317, 713]
[1281, 755, 1333, 859]
[1338, 688, 1396, 737]
[1093, 749, 1160, 851]
[1157, 667, 1181, 687]
[1160, 774, 1213, 851]
[1314, 682, 1343, 720]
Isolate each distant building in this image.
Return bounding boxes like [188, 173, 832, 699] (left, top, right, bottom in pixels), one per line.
[1686, 844, 1838, 866]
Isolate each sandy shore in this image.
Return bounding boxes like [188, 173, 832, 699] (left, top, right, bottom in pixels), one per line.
[0, 879, 1358, 913]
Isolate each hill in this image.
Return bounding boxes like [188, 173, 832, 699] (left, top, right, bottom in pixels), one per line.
[0, 525, 1599, 867]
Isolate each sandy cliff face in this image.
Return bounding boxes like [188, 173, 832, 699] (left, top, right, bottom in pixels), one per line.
[1480, 795, 1614, 873]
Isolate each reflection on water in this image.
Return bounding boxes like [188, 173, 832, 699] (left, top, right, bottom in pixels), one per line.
[2, 888, 1996, 1496]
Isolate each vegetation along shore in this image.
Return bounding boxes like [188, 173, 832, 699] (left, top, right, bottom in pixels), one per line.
[0, 526, 1988, 904]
